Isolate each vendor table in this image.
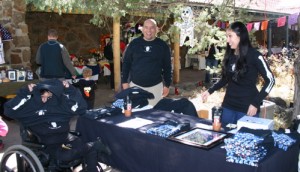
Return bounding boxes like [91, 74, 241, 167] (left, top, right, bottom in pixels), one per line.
[76, 109, 299, 172]
[74, 64, 100, 80]
[0, 80, 38, 97]
[99, 60, 111, 76]
[185, 54, 206, 70]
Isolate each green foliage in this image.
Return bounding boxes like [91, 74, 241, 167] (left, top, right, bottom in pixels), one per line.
[166, 0, 254, 57]
[26, 0, 255, 55]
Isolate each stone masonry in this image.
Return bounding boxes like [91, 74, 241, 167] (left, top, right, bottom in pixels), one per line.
[0, 0, 31, 69]
[1, 0, 107, 71]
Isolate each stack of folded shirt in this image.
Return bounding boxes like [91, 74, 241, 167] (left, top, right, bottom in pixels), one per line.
[84, 107, 122, 119]
[224, 132, 268, 167]
[272, 131, 296, 151]
[115, 86, 154, 109]
[146, 120, 190, 138]
[224, 127, 299, 167]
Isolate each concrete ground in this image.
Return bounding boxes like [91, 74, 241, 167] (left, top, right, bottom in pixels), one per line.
[0, 68, 205, 171]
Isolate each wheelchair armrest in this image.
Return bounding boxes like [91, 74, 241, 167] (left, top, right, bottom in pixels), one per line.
[22, 141, 46, 149]
[69, 130, 81, 137]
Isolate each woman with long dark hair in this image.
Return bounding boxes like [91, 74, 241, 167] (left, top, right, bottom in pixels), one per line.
[201, 21, 275, 125]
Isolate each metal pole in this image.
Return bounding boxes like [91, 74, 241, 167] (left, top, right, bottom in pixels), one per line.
[285, 16, 289, 48]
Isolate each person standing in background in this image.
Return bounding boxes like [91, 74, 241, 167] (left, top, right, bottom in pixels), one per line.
[104, 38, 115, 90]
[201, 21, 275, 126]
[121, 19, 172, 106]
[205, 43, 219, 84]
[36, 29, 76, 81]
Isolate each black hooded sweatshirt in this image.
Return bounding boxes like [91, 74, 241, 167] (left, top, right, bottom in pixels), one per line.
[4, 79, 87, 144]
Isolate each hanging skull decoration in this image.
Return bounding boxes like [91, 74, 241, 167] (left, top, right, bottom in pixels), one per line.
[174, 6, 195, 47]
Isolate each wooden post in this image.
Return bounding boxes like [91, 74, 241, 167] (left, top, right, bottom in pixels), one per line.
[113, 16, 121, 93]
[173, 33, 180, 84]
[293, 15, 300, 119]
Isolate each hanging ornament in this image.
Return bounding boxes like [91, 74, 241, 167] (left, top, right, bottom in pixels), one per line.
[174, 6, 195, 47]
[0, 37, 4, 64]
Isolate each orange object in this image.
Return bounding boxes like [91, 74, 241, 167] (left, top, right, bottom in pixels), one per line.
[260, 20, 268, 30]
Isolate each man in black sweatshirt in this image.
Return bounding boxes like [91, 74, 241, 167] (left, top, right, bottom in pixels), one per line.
[121, 19, 172, 106]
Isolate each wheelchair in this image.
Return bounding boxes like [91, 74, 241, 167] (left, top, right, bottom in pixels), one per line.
[0, 126, 88, 172]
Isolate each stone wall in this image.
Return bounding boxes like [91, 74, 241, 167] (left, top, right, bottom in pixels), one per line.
[1, 0, 109, 71]
[25, 12, 106, 70]
[0, 0, 31, 69]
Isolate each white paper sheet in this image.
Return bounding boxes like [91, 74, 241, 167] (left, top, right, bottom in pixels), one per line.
[194, 123, 213, 130]
[117, 117, 154, 129]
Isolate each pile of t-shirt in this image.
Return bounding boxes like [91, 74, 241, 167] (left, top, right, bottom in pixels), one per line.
[272, 131, 296, 151]
[224, 127, 298, 167]
[146, 120, 190, 138]
[224, 132, 268, 167]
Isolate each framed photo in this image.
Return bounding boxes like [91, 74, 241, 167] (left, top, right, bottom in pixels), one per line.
[168, 128, 227, 149]
[7, 69, 16, 81]
[17, 70, 26, 82]
[26, 70, 34, 81]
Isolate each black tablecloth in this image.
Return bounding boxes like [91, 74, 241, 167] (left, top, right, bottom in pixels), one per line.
[76, 109, 299, 172]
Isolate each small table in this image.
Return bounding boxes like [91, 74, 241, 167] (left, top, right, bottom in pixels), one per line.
[99, 60, 111, 76]
[0, 80, 38, 97]
[73, 64, 101, 81]
[185, 54, 206, 70]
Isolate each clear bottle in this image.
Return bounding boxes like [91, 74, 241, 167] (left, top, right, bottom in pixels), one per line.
[213, 107, 221, 131]
[124, 96, 132, 117]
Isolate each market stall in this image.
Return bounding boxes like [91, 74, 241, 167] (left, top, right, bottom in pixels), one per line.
[76, 109, 299, 172]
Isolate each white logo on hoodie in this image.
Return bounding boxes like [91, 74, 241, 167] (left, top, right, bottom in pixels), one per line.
[36, 109, 47, 116]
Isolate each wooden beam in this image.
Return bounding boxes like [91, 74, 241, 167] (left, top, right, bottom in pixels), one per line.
[113, 16, 121, 93]
[173, 33, 180, 84]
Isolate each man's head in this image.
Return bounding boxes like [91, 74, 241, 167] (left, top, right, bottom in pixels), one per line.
[40, 89, 53, 103]
[48, 29, 58, 40]
[142, 19, 158, 41]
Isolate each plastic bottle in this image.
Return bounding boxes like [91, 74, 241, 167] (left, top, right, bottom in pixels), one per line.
[124, 96, 132, 117]
[213, 107, 221, 131]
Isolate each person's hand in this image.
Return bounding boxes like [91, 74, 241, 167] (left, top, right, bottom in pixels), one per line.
[28, 84, 36, 92]
[247, 104, 258, 116]
[162, 86, 169, 97]
[201, 91, 210, 102]
[62, 80, 69, 88]
[122, 83, 129, 90]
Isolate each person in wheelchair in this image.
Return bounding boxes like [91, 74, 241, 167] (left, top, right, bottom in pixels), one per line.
[4, 79, 109, 172]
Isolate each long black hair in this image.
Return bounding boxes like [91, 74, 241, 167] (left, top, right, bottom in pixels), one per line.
[222, 21, 252, 80]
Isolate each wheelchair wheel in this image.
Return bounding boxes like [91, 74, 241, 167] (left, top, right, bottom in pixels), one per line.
[0, 144, 44, 172]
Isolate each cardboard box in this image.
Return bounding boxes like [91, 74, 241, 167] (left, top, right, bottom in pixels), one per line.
[197, 110, 209, 119]
[260, 100, 276, 119]
[237, 116, 274, 130]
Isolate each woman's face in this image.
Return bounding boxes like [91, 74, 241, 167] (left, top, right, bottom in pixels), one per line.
[226, 29, 240, 49]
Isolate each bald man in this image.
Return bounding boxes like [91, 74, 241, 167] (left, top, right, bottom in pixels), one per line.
[121, 19, 172, 106]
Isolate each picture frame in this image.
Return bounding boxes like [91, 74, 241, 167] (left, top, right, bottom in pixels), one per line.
[7, 69, 16, 81]
[17, 70, 26, 82]
[168, 128, 227, 149]
[26, 70, 34, 81]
